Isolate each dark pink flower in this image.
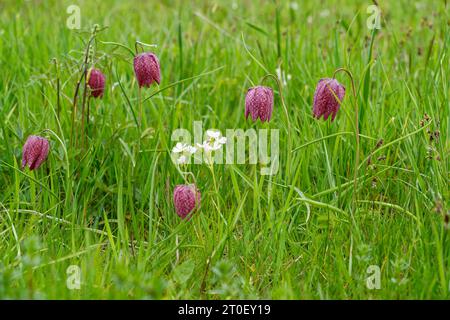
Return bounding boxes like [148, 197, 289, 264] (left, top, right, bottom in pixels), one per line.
[173, 184, 201, 219]
[87, 68, 106, 98]
[245, 86, 274, 122]
[313, 78, 345, 121]
[21, 135, 50, 171]
[133, 52, 161, 88]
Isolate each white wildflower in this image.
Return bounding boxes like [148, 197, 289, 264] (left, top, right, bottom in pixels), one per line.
[218, 136, 227, 145]
[177, 155, 187, 164]
[186, 146, 197, 154]
[172, 142, 186, 153]
[206, 130, 221, 139]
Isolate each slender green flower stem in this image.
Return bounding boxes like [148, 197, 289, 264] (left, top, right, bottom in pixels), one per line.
[332, 67, 360, 214]
[132, 87, 143, 182]
[80, 69, 90, 151]
[135, 40, 157, 54]
[179, 169, 196, 185]
[134, 72, 143, 159]
[135, 41, 141, 55]
[260, 73, 292, 179]
[139, 87, 144, 130]
[100, 41, 135, 57]
[43, 129, 71, 215]
[71, 25, 98, 150]
[51, 58, 61, 121]
[86, 96, 91, 144]
[207, 154, 221, 215]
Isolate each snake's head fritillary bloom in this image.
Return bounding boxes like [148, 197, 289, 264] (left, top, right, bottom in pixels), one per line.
[313, 78, 345, 121]
[245, 86, 274, 123]
[133, 52, 161, 88]
[87, 68, 106, 98]
[21, 135, 50, 171]
[173, 184, 201, 219]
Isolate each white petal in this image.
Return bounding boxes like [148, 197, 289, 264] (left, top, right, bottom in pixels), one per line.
[177, 155, 187, 164]
[218, 137, 227, 144]
[203, 144, 213, 152]
[197, 141, 210, 149]
[187, 146, 197, 154]
[173, 142, 185, 153]
[206, 130, 221, 139]
[211, 141, 222, 151]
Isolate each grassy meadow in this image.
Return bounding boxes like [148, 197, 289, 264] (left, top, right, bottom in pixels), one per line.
[0, 0, 449, 299]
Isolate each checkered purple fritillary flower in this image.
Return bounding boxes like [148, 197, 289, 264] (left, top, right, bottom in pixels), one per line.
[313, 78, 345, 121]
[173, 184, 201, 219]
[245, 86, 274, 123]
[21, 135, 50, 171]
[133, 52, 161, 88]
[87, 68, 106, 98]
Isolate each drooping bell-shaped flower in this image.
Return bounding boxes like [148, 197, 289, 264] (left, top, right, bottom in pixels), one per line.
[245, 86, 274, 122]
[313, 78, 345, 121]
[21, 135, 50, 171]
[87, 68, 106, 98]
[133, 52, 161, 88]
[173, 184, 201, 219]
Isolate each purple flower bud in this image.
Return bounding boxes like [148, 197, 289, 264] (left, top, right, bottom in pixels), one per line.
[245, 86, 274, 123]
[87, 68, 106, 98]
[173, 184, 201, 219]
[313, 78, 345, 121]
[21, 135, 50, 171]
[133, 52, 161, 88]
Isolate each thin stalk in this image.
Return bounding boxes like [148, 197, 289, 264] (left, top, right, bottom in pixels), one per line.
[71, 26, 98, 149]
[209, 163, 220, 212]
[332, 67, 359, 214]
[86, 96, 91, 144]
[175, 165, 197, 186]
[132, 86, 143, 186]
[80, 69, 89, 150]
[135, 40, 158, 54]
[274, 0, 282, 59]
[135, 41, 140, 55]
[138, 87, 143, 130]
[261, 73, 292, 179]
[52, 58, 61, 121]
[204, 153, 221, 211]
[100, 41, 135, 57]
[71, 71, 85, 149]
